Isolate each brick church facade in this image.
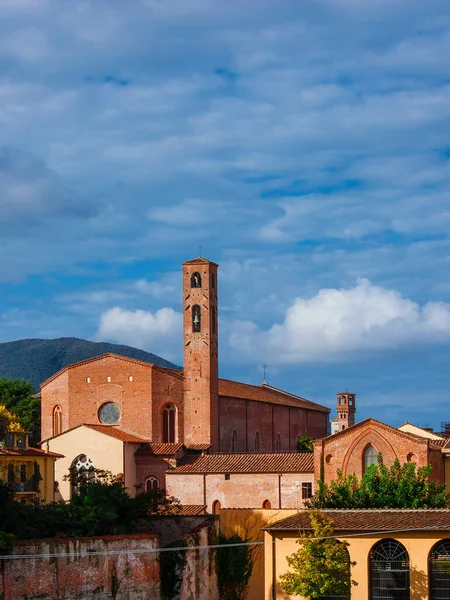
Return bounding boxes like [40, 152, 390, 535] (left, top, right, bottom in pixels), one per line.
[42, 257, 329, 500]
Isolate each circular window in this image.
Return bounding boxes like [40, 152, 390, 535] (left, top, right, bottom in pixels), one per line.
[98, 402, 121, 425]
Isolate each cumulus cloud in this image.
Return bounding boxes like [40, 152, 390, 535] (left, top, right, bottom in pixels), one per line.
[229, 279, 450, 364]
[97, 306, 182, 361]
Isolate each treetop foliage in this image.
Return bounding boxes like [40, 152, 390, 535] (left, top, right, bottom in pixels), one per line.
[296, 435, 314, 453]
[280, 510, 357, 599]
[308, 455, 450, 509]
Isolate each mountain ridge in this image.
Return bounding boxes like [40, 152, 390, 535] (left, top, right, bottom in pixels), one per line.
[0, 337, 181, 390]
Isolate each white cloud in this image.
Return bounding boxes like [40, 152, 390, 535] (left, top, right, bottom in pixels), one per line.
[228, 279, 450, 364]
[97, 306, 182, 361]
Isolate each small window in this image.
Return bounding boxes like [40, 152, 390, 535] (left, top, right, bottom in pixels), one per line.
[191, 272, 202, 288]
[4, 433, 14, 449]
[225, 473, 230, 481]
[211, 273, 216, 288]
[192, 305, 201, 333]
[16, 434, 26, 449]
[262, 499, 271, 509]
[145, 476, 159, 492]
[53, 405, 63, 437]
[254, 431, 261, 452]
[363, 444, 378, 472]
[301, 482, 313, 499]
[86, 377, 91, 383]
[231, 430, 238, 453]
[128, 375, 133, 382]
[107, 376, 111, 382]
[276, 433, 281, 453]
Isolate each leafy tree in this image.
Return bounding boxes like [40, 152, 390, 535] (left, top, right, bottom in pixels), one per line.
[309, 455, 450, 509]
[280, 510, 356, 599]
[296, 434, 313, 453]
[0, 404, 23, 439]
[0, 378, 40, 444]
[215, 533, 254, 600]
[0, 469, 177, 540]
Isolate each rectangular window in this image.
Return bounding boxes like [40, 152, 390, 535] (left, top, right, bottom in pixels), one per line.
[225, 473, 230, 481]
[16, 434, 26, 449]
[301, 482, 313, 499]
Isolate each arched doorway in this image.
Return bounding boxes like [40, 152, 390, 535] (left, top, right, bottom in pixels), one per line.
[212, 500, 221, 515]
[369, 539, 410, 599]
[430, 539, 450, 599]
[262, 499, 271, 509]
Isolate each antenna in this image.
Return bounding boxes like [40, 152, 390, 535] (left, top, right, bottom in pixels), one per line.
[262, 363, 269, 385]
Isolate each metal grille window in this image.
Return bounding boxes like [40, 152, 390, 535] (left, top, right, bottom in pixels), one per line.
[430, 539, 450, 599]
[369, 539, 410, 600]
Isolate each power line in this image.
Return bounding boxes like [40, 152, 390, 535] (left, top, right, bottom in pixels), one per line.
[2, 522, 450, 561]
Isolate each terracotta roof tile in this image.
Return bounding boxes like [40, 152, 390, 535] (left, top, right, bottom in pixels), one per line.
[185, 443, 212, 450]
[182, 257, 218, 266]
[266, 509, 450, 532]
[0, 447, 63, 458]
[41, 423, 149, 444]
[156, 505, 207, 516]
[168, 452, 314, 474]
[149, 443, 183, 455]
[219, 380, 329, 412]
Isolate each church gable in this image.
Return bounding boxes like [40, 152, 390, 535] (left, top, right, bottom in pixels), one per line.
[315, 418, 437, 484]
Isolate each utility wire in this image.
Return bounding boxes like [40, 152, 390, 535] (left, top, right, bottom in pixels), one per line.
[2, 523, 450, 561]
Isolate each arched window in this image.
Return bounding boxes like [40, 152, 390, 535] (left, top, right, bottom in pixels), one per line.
[430, 539, 450, 598]
[192, 305, 201, 332]
[52, 405, 63, 436]
[70, 454, 95, 495]
[145, 476, 159, 493]
[191, 272, 202, 288]
[231, 430, 238, 453]
[162, 403, 176, 443]
[254, 431, 261, 452]
[262, 499, 271, 509]
[212, 500, 221, 515]
[276, 433, 281, 453]
[363, 444, 378, 473]
[369, 539, 410, 599]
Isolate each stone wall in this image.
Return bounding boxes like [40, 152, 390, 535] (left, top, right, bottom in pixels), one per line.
[0, 534, 160, 600]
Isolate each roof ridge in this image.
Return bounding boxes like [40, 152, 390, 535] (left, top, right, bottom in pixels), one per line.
[40, 352, 160, 388]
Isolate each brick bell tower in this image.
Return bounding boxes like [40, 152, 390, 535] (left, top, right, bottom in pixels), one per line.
[335, 392, 356, 432]
[182, 257, 219, 450]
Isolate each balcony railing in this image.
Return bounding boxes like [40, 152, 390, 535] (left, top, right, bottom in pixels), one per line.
[14, 480, 39, 493]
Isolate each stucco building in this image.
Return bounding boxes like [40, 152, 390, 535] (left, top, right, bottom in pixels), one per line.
[42, 256, 329, 499]
[264, 509, 450, 600]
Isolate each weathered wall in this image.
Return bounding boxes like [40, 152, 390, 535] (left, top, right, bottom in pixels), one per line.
[220, 509, 296, 600]
[0, 534, 160, 600]
[178, 519, 218, 600]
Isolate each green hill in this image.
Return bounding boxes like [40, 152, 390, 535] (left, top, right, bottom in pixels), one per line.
[0, 337, 181, 390]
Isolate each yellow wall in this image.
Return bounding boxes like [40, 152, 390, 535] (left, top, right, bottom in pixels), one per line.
[0, 454, 57, 503]
[220, 509, 297, 600]
[264, 529, 450, 600]
[48, 426, 125, 500]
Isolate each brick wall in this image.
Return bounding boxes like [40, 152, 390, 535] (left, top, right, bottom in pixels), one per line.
[0, 534, 160, 600]
[314, 420, 445, 484]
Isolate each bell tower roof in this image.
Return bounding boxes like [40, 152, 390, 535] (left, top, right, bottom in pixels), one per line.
[182, 257, 219, 267]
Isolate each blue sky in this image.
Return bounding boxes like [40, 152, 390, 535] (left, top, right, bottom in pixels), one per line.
[1, 0, 450, 428]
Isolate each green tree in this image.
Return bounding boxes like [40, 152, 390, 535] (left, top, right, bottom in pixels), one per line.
[309, 455, 450, 509]
[215, 533, 254, 600]
[280, 510, 356, 599]
[0, 378, 39, 443]
[296, 434, 314, 452]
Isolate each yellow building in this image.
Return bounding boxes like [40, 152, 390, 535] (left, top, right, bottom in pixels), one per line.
[264, 509, 450, 600]
[0, 430, 63, 503]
